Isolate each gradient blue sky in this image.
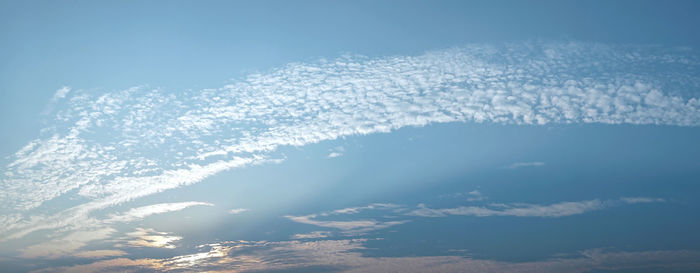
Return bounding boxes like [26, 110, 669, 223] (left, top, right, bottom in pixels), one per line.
[1, 1, 700, 272]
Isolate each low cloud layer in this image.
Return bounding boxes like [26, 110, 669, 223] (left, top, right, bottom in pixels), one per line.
[1, 41, 699, 245]
[30, 239, 700, 273]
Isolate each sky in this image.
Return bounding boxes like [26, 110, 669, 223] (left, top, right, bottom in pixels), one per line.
[1, 1, 700, 272]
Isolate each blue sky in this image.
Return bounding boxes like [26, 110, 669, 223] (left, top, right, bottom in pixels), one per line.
[1, 1, 700, 272]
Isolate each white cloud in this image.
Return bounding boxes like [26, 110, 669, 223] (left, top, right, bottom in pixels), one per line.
[408, 196, 668, 218]
[291, 231, 332, 239]
[506, 161, 545, 169]
[228, 208, 249, 215]
[466, 190, 486, 202]
[408, 200, 605, 218]
[285, 214, 407, 233]
[120, 228, 182, 249]
[327, 152, 343, 158]
[286, 203, 405, 233]
[106, 201, 213, 223]
[15, 202, 208, 258]
[327, 146, 345, 158]
[284, 197, 653, 233]
[620, 197, 665, 204]
[330, 203, 398, 215]
[2, 41, 699, 245]
[51, 87, 71, 101]
[19, 228, 116, 259]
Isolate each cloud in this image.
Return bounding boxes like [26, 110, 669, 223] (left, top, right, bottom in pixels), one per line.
[327, 152, 343, 158]
[506, 161, 545, 169]
[330, 203, 398, 215]
[327, 146, 345, 158]
[466, 190, 486, 202]
[286, 203, 405, 233]
[291, 231, 332, 239]
[14, 196, 674, 271]
[2, 41, 699, 245]
[30, 239, 700, 273]
[15, 201, 207, 259]
[620, 197, 665, 204]
[408, 197, 667, 218]
[120, 228, 182, 249]
[42, 87, 73, 115]
[228, 208, 249, 215]
[51, 87, 71, 101]
[19, 228, 116, 259]
[407, 200, 604, 218]
[72, 250, 127, 259]
[285, 215, 407, 234]
[106, 201, 213, 223]
[286, 197, 647, 233]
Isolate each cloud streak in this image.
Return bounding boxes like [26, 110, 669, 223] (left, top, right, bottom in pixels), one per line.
[106, 201, 213, 223]
[228, 208, 249, 215]
[286, 203, 405, 234]
[408, 200, 604, 218]
[407, 197, 665, 218]
[506, 161, 545, 169]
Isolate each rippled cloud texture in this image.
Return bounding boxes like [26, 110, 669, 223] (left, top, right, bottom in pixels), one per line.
[1, 42, 699, 245]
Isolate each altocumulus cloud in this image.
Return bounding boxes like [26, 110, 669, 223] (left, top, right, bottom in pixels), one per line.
[1, 42, 699, 242]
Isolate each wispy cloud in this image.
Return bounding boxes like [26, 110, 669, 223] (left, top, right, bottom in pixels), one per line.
[620, 197, 665, 204]
[286, 203, 405, 233]
[439, 190, 487, 201]
[466, 190, 486, 202]
[408, 200, 604, 218]
[285, 215, 407, 234]
[1, 42, 699, 245]
[120, 228, 182, 249]
[506, 161, 545, 169]
[327, 146, 345, 158]
[330, 203, 398, 215]
[19, 228, 116, 259]
[15, 202, 210, 259]
[285, 195, 664, 233]
[327, 152, 343, 158]
[51, 87, 71, 101]
[291, 231, 332, 239]
[106, 201, 213, 223]
[228, 208, 249, 215]
[407, 197, 666, 218]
